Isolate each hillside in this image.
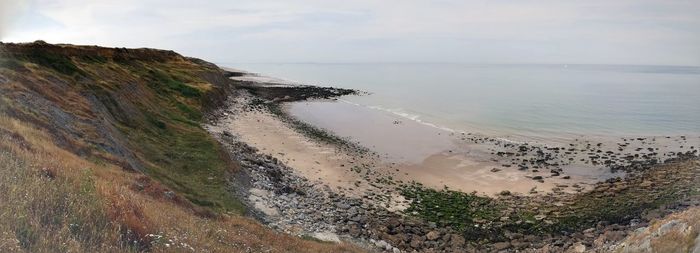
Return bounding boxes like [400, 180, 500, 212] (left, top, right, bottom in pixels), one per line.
[0, 41, 363, 252]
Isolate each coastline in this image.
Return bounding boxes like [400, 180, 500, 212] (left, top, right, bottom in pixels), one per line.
[210, 69, 700, 252]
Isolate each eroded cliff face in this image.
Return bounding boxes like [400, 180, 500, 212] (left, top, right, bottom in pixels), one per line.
[0, 41, 241, 211]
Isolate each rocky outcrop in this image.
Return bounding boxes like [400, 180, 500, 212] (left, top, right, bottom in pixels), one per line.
[610, 207, 700, 253]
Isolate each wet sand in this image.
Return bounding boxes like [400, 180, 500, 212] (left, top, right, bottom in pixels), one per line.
[224, 101, 359, 190]
[225, 96, 634, 197]
[218, 95, 401, 205]
[288, 99, 699, 195]
[288, 100, 605, 195]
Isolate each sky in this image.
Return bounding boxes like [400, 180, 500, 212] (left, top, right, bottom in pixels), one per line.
[2, 0, 699, 66]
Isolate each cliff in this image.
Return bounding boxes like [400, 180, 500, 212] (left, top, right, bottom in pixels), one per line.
[0, 41, 362, 252]
[1, 41, 238, 210]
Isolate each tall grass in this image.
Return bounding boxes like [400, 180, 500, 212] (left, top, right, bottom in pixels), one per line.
[0, 42, 368, 252]
[0, 112, 364, 252]
[0, 149, 124, 252]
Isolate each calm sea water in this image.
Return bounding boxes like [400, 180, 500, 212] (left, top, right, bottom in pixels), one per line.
[230, 63, 700, 138]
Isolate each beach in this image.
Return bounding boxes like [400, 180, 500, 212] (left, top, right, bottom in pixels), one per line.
[206, 69, 700, 252]
[221, 89, 698, 197]
[221, 67, 699, 198]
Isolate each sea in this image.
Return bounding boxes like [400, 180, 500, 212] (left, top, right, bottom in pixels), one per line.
[228, 63, 700, 141]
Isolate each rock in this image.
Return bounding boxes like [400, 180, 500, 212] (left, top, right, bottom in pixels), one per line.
[639, 181, 655, 187]
[693, 233, 700, 253]
[311, 232, 341, 243]
[392, 247, 401, 253]
[493, 242, 511, 250]
[335, 202, 351, 210]
[603, 230, 626, 242]
[410, 237, 423, 249]
[387, 218, 402, 229]
[654, 220, 686, 237]
[375, 240, 389, 249]
[426, 230, 441, 241]
[349, 226, 361, 237]
[449, 234, 465, 248]
[571, 243, 586, 252]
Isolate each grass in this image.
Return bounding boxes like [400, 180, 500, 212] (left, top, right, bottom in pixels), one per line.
[0, 117, 125, 252]
[75, 58, 244, 213]
[127, 123, 243, 211]
[147, 69, 203, 98]
[23, 51, 84, 76]
[0, 58, 24, 70]
[0, 115, 366, 252]
[0, 154, 118, 252]
[0, 43, 369, 252]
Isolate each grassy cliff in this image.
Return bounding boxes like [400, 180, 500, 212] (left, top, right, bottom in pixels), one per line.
[0, 41, 362, 252]
[1, 41, 240, 212]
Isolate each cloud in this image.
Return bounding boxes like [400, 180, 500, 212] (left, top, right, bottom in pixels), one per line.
[0, 0, 29, 39]
[3, 0, 699, 65]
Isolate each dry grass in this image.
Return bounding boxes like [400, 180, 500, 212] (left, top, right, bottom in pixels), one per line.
[0, 118, 124, 252]
[0, 115, 366, 252]
[0, 43, 367, 252]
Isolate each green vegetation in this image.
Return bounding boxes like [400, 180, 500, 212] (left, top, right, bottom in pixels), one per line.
[0, 42, 367, 253]
[401, 159, 700, 242]
[401, 183, 504, 239]
[0, 58, 24, 70]
[148, 69, 203, 98]
[122, 120, 241, 211]
[0, 151, 123, 252]
[2, 45, 243, 214]
[547, 178, 695, 233]
[24, 51, 84, 76]
[97, 62, 243, 213]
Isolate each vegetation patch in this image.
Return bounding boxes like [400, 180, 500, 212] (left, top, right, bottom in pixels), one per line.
[401, 158, 700, 243]
[0, 151, 120, 252]
[148, 69, 202, 98]
[24, 51, 84, 76]
[0, 58, 25, 70]
[401, 183, 505, 240]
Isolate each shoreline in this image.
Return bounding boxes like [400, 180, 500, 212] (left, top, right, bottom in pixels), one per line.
[208, 70, 700, 252]
[286, 99, 698, 195]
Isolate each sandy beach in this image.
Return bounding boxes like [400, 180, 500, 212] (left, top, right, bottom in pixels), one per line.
[218, 94, 608, 198]
[207, 77, 700, 252]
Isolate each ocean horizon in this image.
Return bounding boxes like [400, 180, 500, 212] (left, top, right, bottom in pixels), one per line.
[226, 62, 700, 140]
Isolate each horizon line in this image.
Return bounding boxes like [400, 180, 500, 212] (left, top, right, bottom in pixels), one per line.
[217, 61, 700, 68]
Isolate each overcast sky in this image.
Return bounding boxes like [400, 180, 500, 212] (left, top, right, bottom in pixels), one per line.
[3, 0, 699, 65]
